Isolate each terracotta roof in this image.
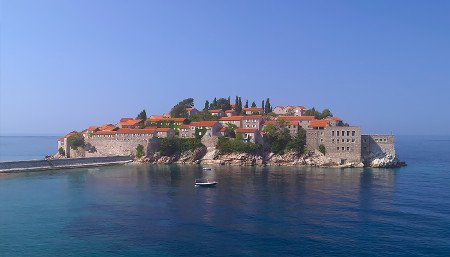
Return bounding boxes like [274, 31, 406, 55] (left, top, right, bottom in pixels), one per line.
[120, 118, 133, 122]
[264, 120, 298, 126]
[156, 128, 171, 132]
[243, 107, 263, 111]
[147, 117, 185, 122]
[277, 116, 315, 121]
[87, 126, 99, 131]
[309, 120, 329, 128]
[59, 131, 77, 141]
[219, 116, 244, 121]
[163, 113, 171, 118]
[185, 107, 194, 111]
[93, 131, 117, 135]
[99, 124, 116, 131]
[144, 126, 157, 130]
[219, 127, 227, 132]
[236, 128, 258, 133]
[190, 121, 219, 127]
[180, 124, 190, 129]
[208, 109, 222, 113]
[119, 119, 142, 126]
[225, 110, 235, 113]
[116, 128, 156, 134]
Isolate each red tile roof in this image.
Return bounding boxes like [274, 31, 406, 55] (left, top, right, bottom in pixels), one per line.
[219, 127, 227, 132]
[99, 124, 116, 131]
[219, 116, 244, 121]
[87, 126, 99, 131]
[236, 128, 258, 133]
[225, 110, 235, 113]
[180, 124, 190, 129]
[309, 120, 329, 128]
[156, 128, 172, 132]
[242, 115, 263, 119]
[59, 131, 78, 141]
[208, 109, 222, 113]
[119, 119, 142, 126]
[190, 121, 219, 127]
[116, 128, 156, 134]
[120, 118, 133, 122]
[147, 117, 185, 122]
[326, 117, 342, 121]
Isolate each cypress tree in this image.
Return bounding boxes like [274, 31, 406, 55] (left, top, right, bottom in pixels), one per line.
[265, 98, 271, 114]
[212, 98, 217, 109]
[251, 101, 257, 107]
[262, 100, 265, 112]
[204, 100, 209, 110]
[245, 100, 249, 108]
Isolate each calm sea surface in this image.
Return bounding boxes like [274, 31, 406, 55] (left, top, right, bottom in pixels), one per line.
[0, 136, 449, 256]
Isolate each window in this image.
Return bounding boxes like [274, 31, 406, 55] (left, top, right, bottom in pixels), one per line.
[347, 147, 350, 151]
[352, 131, 355, 136]
[352, 139, 355, 142]
[347, 131, 350, 136]
[332, 139, 335, 143]
[342, 147, 345, 150]
[332, 131, 335, 136]
[320, 138, 324, 142]
[337, 139, 339, 143]
[337, 147, 340, 150]
[337, 131, 340, 136]
[347, 139, 350, 142]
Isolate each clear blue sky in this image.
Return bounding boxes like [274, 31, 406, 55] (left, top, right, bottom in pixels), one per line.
[1, 0, 449, 136]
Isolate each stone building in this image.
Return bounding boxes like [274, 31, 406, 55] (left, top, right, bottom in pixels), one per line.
[242, 115, 264, 129]
[273, 106, 306, 116]
[219, 116, 243, 128]
[185, 108, 200, 117]
[208, 109, 225, 117]
[306, 126, 362, 163]
[361, 135, 395, 163]
[187, 121, 222, 138]
[236, 128, 263, 144]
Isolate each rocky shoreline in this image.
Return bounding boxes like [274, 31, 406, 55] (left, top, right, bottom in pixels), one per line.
[134, 147, 406, 168]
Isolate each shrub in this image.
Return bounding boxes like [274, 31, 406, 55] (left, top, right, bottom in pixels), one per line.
[136, 144, 145, 158]
[217, 137, 261, 154]
[159, 138, 204, 156]
[319, 144, 326, 155]
[67, 133, 85, 150]
[58, 147, 65, 156]
[286, 127, 306, 153]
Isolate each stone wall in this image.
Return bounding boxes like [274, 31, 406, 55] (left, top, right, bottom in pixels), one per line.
[306, 127, 362, 163]
[74, 137, 161, 158]
[201, 135, 219, 148]
[361, 135, 395, 162]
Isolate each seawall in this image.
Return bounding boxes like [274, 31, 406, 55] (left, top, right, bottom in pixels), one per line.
[0, 156, 133, 173]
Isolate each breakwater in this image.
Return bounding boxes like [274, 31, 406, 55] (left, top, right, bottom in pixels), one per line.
[0, 156, 133, 173]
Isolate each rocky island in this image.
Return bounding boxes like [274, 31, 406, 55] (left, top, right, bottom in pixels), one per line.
[56, 97, 406, 168]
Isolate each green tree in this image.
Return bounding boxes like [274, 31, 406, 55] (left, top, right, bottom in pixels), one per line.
[136, 109, 147, 120]
[210, 98, 218, 109]
[216, 98, 231, 110]
[170, 98, 194, 118]
[244, 100, 249, 108]
[136, 144, 145, 158]
[204, 100, 210, 111]
[251, 101, 256, 107]
[67, 133, 85, 150]
[225, 123, 238, 138]
[319, 144, 326, 155]
[262, 122, 292, 154]
[58, 147, 65, 156]
[321, 108, 333, 119]
[265, 98, 271, 114]
[234, 97, 242, 114]
[286, 127, 306, 153]
[261, 100, 265, 112]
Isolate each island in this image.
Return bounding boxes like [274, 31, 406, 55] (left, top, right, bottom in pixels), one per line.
[56, 97, 406, 168]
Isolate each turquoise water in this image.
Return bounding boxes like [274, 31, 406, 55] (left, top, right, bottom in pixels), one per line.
[0, 136, 449, 256]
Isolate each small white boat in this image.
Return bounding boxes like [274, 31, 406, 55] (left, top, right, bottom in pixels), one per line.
[195, 179, 218, 187]
[202, 167, 213, 171]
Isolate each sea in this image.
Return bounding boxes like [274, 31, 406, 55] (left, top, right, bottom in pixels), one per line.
[0, 135, 449, 256]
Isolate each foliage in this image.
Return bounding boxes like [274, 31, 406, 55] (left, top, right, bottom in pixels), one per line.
[189, 110, 217, 122]
[234, 96, 242, 114]
[262, 123, 292, 154]
[58, 147, 65, 156]
[217, 137, 261, 154]
[194, 127, 207, 139]
[261, 100, 265, 111]
[304, 107, 333, 119]
[159, 138, 204, 156]
[319, 144, 326, 155]
[265, 98, 272, 114]
[216, 98, 231, 110]
[136, 109, 147, 120]
[244, 100, 249, 108]
[136, 144, 145, 158]
[67, 133, 85, 150]
[225, 123, 237, 138]
[204, 100, 209, 111]
[251, 101, 257, 107]
[286, 127, 306, 153]
[170, 98, 194, 118]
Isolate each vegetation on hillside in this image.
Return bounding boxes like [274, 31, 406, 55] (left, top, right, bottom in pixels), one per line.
[159, 138, 204, 156]
[217, 137, 261, 154]
[67, 133, 85, 150]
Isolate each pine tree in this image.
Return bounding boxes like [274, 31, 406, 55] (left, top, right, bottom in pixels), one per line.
[204, 100, 210, 110]
[245, 100, 249, 108]
[251, 101, 256, 107]
[212, 98, 217, 109]
[136, 109, 147, 120]
[227, 96, 231, 106]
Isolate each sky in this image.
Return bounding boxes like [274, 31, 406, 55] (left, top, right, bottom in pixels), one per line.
[0, 0, 449, 136]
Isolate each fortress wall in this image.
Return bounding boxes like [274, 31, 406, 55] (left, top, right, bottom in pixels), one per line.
[362, 135, 395, 161]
